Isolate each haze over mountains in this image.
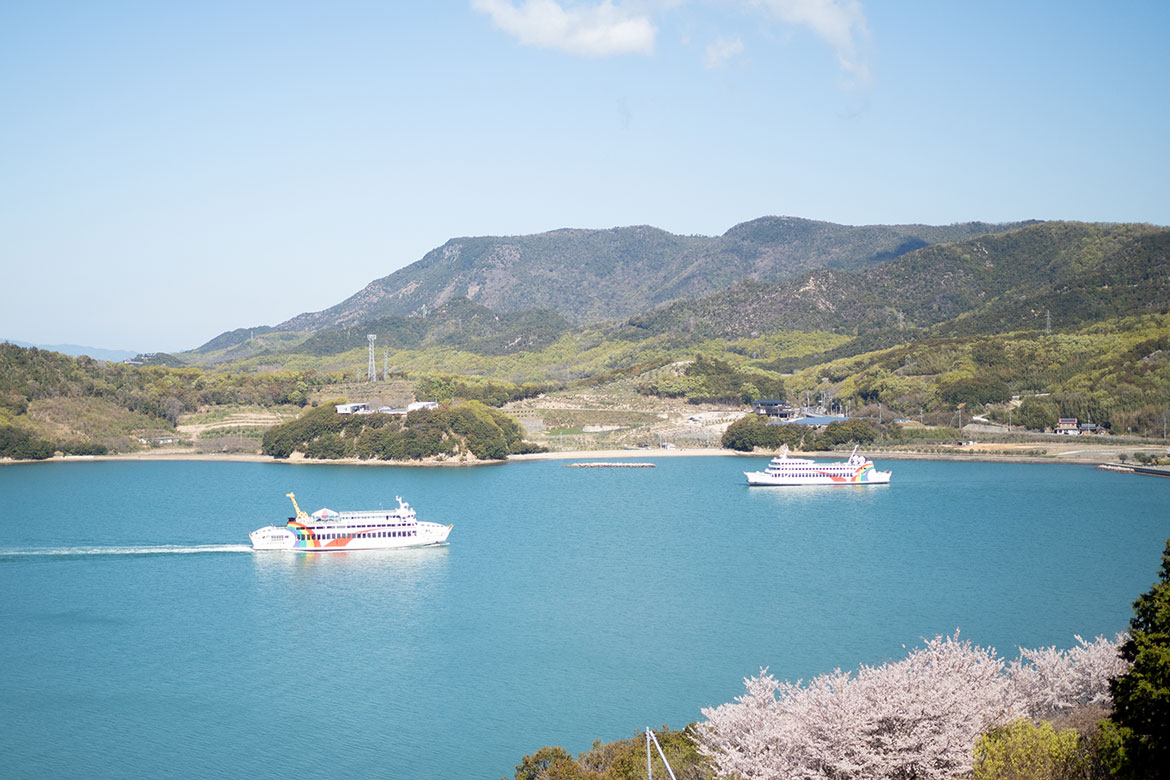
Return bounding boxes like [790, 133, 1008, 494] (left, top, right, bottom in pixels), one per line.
[197, 216, 1042, 356]
[0, 340, 138, 363]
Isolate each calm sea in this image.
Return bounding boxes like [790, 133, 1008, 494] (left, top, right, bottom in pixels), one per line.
[1, 457, 1166, 778]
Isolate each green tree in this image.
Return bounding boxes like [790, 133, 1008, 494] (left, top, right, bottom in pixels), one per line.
[0, 424, 55, 460]
[941, 376, 1012, 407]
[1017, 397, 1061, 432]
[514, 746, 586, 780]
[1099, 539, 1170, 780]
[974, 719, 1085, 780]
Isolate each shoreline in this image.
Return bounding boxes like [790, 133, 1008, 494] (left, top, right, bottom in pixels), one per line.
[0, 444, 1146, 468]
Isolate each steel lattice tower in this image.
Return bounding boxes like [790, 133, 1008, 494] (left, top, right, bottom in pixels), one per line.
[367, 334, 377, 381]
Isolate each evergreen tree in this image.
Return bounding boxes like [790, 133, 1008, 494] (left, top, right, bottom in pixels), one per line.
[1100, 539, 1170, 779]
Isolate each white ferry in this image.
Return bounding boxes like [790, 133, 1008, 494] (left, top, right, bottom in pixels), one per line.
[744, 445, 892, 486]
[250, 493, 452, 551]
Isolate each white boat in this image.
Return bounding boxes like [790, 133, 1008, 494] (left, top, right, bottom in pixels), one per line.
[744, 445, 892, 486]
[250, 493, 452, 551]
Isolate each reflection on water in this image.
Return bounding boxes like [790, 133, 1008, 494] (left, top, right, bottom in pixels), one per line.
[250, 544, 452, 583]
[744, 483, 890, 510]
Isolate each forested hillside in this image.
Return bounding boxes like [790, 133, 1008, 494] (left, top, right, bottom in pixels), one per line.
[625, 222, 1168, 343]
[252, 216, 1025, 337]
[190, 298, 572, 365]
[8, 217, 1170, 459]
[0, 344, 325, 457]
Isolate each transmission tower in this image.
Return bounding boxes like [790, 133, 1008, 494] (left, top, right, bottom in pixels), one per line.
[367, 334, 377, 381]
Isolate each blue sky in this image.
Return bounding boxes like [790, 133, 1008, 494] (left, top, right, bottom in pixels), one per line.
[2, 0, 1167, 353]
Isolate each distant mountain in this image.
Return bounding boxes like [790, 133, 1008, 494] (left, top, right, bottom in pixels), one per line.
[267, 217, 1030, 334]
[1, 339, 138, 362]
[623, 222, 1170, 341]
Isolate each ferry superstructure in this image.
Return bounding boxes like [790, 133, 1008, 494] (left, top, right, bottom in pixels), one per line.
[249, 493, 452, 551]
[744, 445, 892, 486]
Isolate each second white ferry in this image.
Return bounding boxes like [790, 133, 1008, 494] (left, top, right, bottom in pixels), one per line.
[744, 445, 892, 486]
[250, 493, 452, 551]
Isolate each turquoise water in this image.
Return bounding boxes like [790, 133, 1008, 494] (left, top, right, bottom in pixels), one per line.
[1, 457, 1166, 778]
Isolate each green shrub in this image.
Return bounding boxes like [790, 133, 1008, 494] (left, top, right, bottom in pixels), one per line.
[974, 719, 1085, 780]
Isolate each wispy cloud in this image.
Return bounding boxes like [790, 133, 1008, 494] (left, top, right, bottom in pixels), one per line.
[471, 0, 656, 57]
[756, 0, 870, 83]
[704, 36, 744, 68]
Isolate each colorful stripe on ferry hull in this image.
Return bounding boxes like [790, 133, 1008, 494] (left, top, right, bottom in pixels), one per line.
[826, 463, 876, 482]
[284, 521, 421, 550]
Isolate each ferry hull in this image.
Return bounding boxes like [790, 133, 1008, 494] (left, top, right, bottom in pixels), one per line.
[744, 470, 891, 486]
[250, 522, 452, 552]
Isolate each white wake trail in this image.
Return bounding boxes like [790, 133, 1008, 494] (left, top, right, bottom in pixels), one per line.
[1, 544, 254, 557]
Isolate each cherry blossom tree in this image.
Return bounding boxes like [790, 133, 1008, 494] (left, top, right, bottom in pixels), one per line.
[698, 632, 1128, 780]
[1009, 634, 1129, 718]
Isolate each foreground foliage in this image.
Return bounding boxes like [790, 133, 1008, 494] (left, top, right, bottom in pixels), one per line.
[974, 720, 1086, 780]
[1098, 539, 1170, 780]
[697, 633, 1127, 780]
[513, 725, 715, 780]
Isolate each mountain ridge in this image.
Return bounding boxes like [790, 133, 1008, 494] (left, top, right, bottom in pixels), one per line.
[623, 221, 1169, 342]
[257, 216, 1031, 341]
